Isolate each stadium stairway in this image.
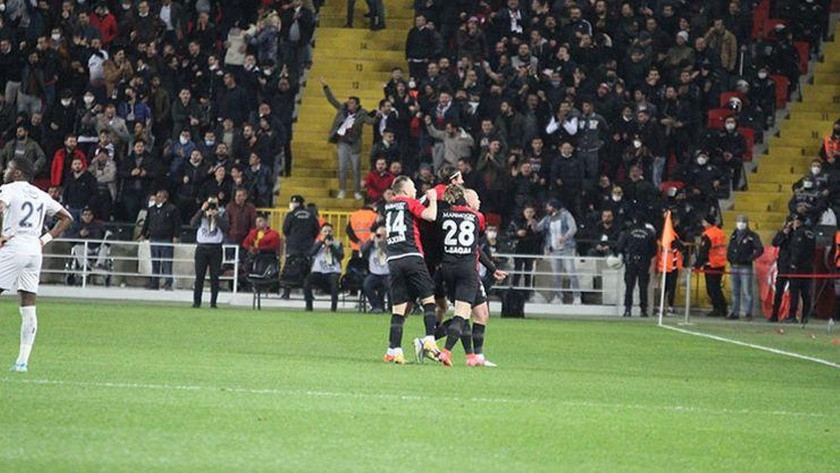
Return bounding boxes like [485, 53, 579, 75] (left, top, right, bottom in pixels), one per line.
[725, 20, 840, 244]
[278, 0, 414, 211]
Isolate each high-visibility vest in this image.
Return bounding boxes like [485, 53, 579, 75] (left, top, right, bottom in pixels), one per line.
[657, 243, 683, 272]
[834, 231, 840, 269]
[703, 225, 727, 268]
[348, 208, 377, 251]
[825, 136, 840, 158]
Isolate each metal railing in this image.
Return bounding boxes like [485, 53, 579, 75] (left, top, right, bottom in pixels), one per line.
[41, 238, 241, 293]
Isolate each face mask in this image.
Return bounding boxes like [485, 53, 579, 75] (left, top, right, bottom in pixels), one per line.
[205, 140, 214, 146]
[697, 158, 708, 166]
[735, 222, 747, 231]
[622, 115, 632, 122]
[179, 136, 189, 145]
[139, 11, 148, 17]
[486, 231, 497, 240]
[148, 198, 156, 208]
[611, 194, 622, 202]
[758, 72, 768, 79]
[725, 123, 735, 131]
[263, 69, 272, 76]
[61, 99, 72, 107]
[51, 33, 61, 41]
[632, 140, 642, 149]
[803, 181, 814, 189]
[83, 96, 94, 105]
[551, 80, 561, 87]
[812, 166, 821, 175]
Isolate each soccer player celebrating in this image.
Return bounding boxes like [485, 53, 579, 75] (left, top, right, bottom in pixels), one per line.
[0, 157, 73, 372]
[383, 176, 440, 364]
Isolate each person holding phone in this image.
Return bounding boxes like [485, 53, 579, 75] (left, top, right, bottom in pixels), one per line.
[191, 196, 229, 308]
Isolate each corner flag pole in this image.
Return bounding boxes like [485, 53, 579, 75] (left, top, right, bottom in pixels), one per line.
[658, 247, 668, 326]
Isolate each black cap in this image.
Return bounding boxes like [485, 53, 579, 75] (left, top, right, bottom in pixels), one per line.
[290, 195, 305, 204]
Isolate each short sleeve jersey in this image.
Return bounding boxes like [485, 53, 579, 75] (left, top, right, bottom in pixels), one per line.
[0, 181, 65, 244]
[384, 195, 426, 260]
[439, 205, 485, 265]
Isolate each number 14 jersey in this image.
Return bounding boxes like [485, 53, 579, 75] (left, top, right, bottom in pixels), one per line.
[384, 196, 426, 261]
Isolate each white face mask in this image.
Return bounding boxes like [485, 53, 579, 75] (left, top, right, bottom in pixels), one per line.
[61, 99, 72, 107]
[205, 140, 214, 146]
[83, 95, 95, 105]
[288, 203, 296, 211]
[758, 71, 768, 79]
[803, 181, 814, 189]
[486, 231, 497, 240]
[812, 166, 821, 175]
[139, 11, 148, 17]
[725, 123, 736, 131]
[735, 222, 747, 231]
[51, 33, 61, 41]
[611, 194, 622, 202]
[697, 157, 708, 166]
[632, 140, 642, 149]
[179, 136, 189, 145]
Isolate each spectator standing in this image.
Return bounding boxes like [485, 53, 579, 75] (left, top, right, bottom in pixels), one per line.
[281, 0, 316, 77]
[225, 188, 257, 246]
[244, 153, 272, 208]
[0, 125, 46, 176]
[424, 117, 474, 171]
[119, 139, 155, 221]
[618, 214, 657, 317]
[770, 218, 794, 322]
[536, 199, 582, 304]
[320, 77, 376, 199]
[576, 98, 609, 181]
[508, 204, 542, 292]
[304, 224, 344, 312]
[140, 189, 182, 291]
[88, 149, 117, 219]
[50, 135, 88, 187]
[695, 215, 728, 317]
[405, 15, 434, 78]
[191, 197, 230, 309]
[725, 215, 764, 320]
[362, 225, 389, 313]
[62, 157, 97, 218]
[362, 157, 395, 203]
[786, 215, 816, 324]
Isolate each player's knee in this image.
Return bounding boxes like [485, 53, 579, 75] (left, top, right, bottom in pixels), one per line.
[454, 301, 471, 319]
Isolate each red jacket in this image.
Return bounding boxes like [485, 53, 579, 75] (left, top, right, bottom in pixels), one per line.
[364, 170, 395, 202]
[51, 148, 88, 187]
[243, 227, 281, 253]
[90, 13, 119, 46]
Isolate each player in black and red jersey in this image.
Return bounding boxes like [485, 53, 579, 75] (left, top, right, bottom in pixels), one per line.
[434, 184, 486, 366]
[382, 176, 440, 364]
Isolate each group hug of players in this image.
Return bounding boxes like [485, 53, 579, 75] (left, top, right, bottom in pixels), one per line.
[382, 167, 506, 367]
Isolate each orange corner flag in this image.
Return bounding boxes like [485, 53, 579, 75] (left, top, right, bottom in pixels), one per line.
[660, 211, 677, 272]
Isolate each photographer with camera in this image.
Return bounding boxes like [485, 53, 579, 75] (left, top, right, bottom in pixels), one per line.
[304, 223, 345, 312]
[190, 197, 230, 308]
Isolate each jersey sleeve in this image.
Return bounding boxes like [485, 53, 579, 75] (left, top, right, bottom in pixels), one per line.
[477, 211, 487, 232]
[0, 185, 8, 207]
[406, 198, 426, 219]
[43, 191, 66, 217]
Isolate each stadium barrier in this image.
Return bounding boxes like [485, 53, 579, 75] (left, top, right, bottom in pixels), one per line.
[41, 238, 241, 293]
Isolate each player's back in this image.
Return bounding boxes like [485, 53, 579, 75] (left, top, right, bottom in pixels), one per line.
[384, 196, 425, 260]
[0, 181, 63, 251]
[439, 205, 481, 266]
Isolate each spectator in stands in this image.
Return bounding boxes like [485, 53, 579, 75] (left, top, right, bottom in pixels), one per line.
[140, 189, 182, 291]
[0, 125, 46, 176]
[243, 214, 281, 255]
[362, 157, 394, 204]
[50, 134, 87, 187]
[551, 142, 584, 219]
[405, 14, 434, 79]
[508, 204, 542, 292]
[725, 215, 763, 320]
[245, 152, 272, 208]
[320, 77, 376, 200]
[191, 197, 230, 309]
[362, 225, 389, 313]
[576, 98, 609, 181]
[715, 116, 747, 191]
[820, 119, 840, 163]
[508, 160, 541, 217]
[62, 156, 97, 219]
[536, 199, 581, 305]
[120, 139, 155, 222]
[788, 176, 826, 226]
[369, 128, 400, 167]
[226, 188, 257, 247]
[423, 116, 474, 171]
[89, 149, 117, 220]
[304, 223, 344, 312]
[96, 103, 131, 147]
[200, 166, 233, 207]
[585, 209, 620, 257]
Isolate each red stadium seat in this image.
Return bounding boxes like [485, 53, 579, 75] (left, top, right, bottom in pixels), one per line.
[659, 181, 685, 193]
[794, 41, 810, 73]
[751, 0, 770, 39]
[770, 75, 790, 108]
[762, 19, 787, 40]
[720, 91, 746, 108]
[739, 127, 755, 162]
[707, 108, 733, 130]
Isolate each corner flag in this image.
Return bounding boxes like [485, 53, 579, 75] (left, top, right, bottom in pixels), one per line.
[660, 210, 677, 271]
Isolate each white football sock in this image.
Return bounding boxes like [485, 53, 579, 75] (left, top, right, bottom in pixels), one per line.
[16, 306, 37, 366]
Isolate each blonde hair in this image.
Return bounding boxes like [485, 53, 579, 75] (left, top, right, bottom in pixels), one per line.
[443, 184, 466, 205]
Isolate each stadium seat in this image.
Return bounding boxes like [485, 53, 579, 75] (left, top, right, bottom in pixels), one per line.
[707, 108, 733, 129]
[659, 181, 685, 193]
[794, 41, 810, 73]
[739, 127, 755, 162]
[248, 253, 280, 310]
[770, 75, 790, 108]
[719, 91, 746, 108]
[762, 19, 787, 40]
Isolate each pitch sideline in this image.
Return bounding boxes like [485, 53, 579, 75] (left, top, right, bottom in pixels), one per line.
[658, 323, 840, 370]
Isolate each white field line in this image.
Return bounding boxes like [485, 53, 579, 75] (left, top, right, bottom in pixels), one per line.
[0, 376, 831, 419]
[659, 323, 840, 370]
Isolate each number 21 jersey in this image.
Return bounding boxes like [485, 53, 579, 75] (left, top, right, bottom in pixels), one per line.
[384, 196, 426, 261]
[0, 181, 65, 249]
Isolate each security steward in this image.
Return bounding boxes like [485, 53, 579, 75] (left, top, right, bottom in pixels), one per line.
[786, 215, 816, 324]
[191, 196, 230, 309]
[281, 194, 321, 298]
[695, 214, 728, 317]
[770, 218, 794, 322]
[346, 200, 378, 257]
[617, 214, 657, 317]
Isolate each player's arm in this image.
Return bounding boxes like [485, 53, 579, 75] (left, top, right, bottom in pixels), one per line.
[419, 189, 437, 221]
[0, 200, 7, 248]
[41, 208, 73, 247]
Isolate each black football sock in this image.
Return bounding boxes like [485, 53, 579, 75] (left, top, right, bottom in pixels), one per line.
[472, 323, 486, 355]
[388, 314, 405, 349]
[435, 318, 452, 340]
[444, 317, 464, 351]
[422, 303, 437, 337]
[460, 319, 474, 355]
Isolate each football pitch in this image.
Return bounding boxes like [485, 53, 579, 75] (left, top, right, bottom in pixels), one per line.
[1, 300, 838, 472]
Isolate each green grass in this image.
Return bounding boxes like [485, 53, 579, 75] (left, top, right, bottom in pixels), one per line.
[1, 300, 838, 472]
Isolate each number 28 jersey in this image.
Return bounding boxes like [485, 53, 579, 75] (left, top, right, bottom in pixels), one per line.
[439, 205, 485, 266]
[0, 181, 65, 247]
[384, 196, 426, 261]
